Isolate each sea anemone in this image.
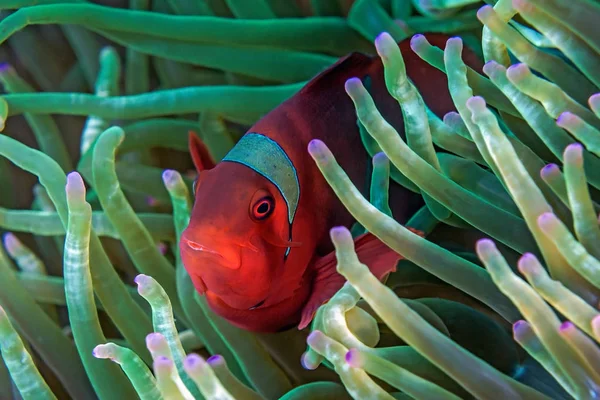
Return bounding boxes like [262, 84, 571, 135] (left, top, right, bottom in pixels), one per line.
[0, 0, 599, 399]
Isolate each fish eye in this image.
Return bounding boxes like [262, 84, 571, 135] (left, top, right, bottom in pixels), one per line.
[251, 196, 274, 220]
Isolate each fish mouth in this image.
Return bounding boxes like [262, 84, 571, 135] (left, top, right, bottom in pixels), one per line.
[206, 290, 268, 311]
[248, 299, 266, 310]
[186, 240, 220, 254]
[183, 239, 240, 269]
[221, 288, 267, 310]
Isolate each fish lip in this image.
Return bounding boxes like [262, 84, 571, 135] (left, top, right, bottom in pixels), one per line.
[185, 239, 222, 255]
[192, 271, 267, 306]
[248, 299, 266, 310]
[206, 290, 268, 311]
[183, 239, 240, 269]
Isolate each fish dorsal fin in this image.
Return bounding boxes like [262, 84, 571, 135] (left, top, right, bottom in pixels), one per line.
[189, 131, 216, 172]
[299, 52, 373, 97]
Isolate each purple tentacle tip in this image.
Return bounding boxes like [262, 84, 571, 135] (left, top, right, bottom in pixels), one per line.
[300, 351, 320, 371]
[565, 142, 583, 157]
[442, 112, 459, 125]
[145, 332, 163, 348]
[345, 348, 360, 367]
[374, 32, 392, 49]
[134, 274, 151, 292]
[373, 152, 388, 164]
[482, 60, 502, 76]
[344, 77, 362, 93]
[206, 354, 223, 365]
[3, 232, 17, 251]
[300, 353, 308, 370]
[185, 354, 203, 369]
[556, 111, 571, 125]
[66, 172, 86, 196]
[506, 63, 529, 81]
[563, 143, 584, 166]
[559, 321, 574, 332]
[0, 63, 11, 73]
[476, 5, 493, 18]
[300, 352, 315, 370]
[466, 96, 486, 110]
[330, 225, 347, 234]
[330, 226, 352, 245]
[187, 357, 198, 367]
[307, 139, 320, 152]
[537, 212, 555, 229]
[476, 238, 495, 253]
[374, 31, 390, 40]
[155, 356, 171, 367]
[507, 63, 525, 72]
[146, 196, 159, 207]
[162, 169, 176, 182]
[409, 34, 425, 49]
[345, 350, 352, 363]
[306, 330, 323, 347]
[517, 253, 538, 275]
[307, 139, 327, 161]
[513, 320, 526, 332]
[519, 252, 536, 263]
[447, 36, 462, 47]
[157, 242, 168, 255]
[541, 163, 559, 175]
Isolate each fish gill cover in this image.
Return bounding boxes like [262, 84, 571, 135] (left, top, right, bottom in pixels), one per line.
[0, 0, 598, 399]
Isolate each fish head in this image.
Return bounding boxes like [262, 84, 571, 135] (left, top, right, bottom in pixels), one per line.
[180, 132, 303, 312]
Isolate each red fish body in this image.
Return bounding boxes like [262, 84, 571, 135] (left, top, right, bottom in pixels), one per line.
[180, 34, 482, 333]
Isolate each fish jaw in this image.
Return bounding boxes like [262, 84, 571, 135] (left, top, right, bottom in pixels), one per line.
[179, 232, 276, 310]
[204, 281, 312, 332]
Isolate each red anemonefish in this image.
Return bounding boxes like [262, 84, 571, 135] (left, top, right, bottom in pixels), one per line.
[180, 34, 483, 333]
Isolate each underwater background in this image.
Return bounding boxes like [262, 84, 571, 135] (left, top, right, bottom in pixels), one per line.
[0, 0, 599, 398]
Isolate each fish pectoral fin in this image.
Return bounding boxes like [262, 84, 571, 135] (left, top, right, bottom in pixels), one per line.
[352, 229, 421, 281]
[298, 254, 346, 330]
[298, 228, 422, 330]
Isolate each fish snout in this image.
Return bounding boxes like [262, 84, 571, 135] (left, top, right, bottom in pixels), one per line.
[180, 233, 241, 270]
[179, 230, 270, 309]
